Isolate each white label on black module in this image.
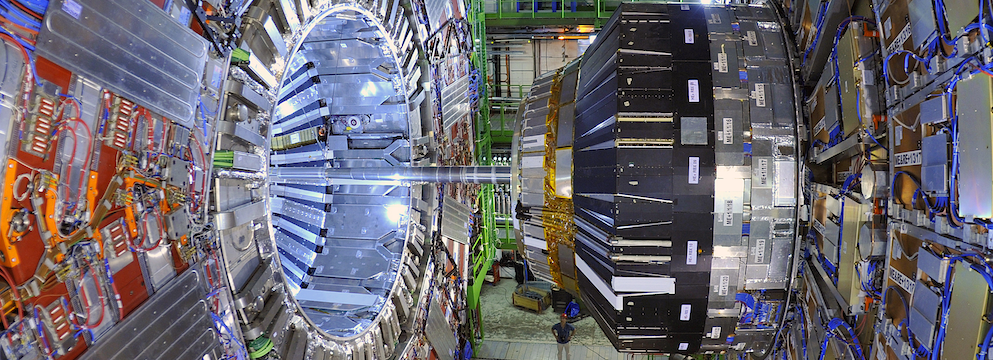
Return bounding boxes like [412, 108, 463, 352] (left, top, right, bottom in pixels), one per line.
[718, 52, 729, 73]
[895, 150, 922, 167]
[719, 275, 730, 296]
[758, 158, 769, 186]
[723, 200, 734, 226]
[685, 29, 695, 44]
[813, 219, 827, 236]
[681, 4, 690, 10]
[746, 30, 758, 46]
[723, 117, 733, 144]
[754, 239, 766, 263]
[689, 157, 700, 184]
[711, 326, 722, 339]
[688, 79, 700, 103]
[837, 171, 852, 183]
[754, 83, 767, 107]
[813, 117, 826, 135]
[680, 304, 692, 321]
[679, 343, 689, 351]
[887, 23, 912, 55]
[687, 241, 698, 265]
[889, 268, 916, 294]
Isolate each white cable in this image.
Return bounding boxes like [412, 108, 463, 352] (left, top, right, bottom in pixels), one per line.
[891, 112, 920, 131]
[13, 173, 31, 202]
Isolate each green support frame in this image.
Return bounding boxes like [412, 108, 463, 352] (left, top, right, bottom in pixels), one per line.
[468, 0, 495, 349]
[489, 84, 530, 143]
[485, 0, 620, 27]
[484, 0, 689, 27]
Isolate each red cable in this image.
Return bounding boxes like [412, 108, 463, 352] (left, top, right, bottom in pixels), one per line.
[62, 126, 79, 190]
[0, 304, 11, 342]
[144, 109, 154, 153]
[132, 211, 163, 252]
[9, 1, 41, 20]
[60, 98, 80, 120]
[0, 33, 29, 68]
[0, 267, 23, 320]
[0, 33, 34, 139]
[0, 267, 20, 342]
[70, 261, 105, 330]
[68, 118, 93, 181]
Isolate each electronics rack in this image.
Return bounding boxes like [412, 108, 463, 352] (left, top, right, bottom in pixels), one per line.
[780, 0, 993, 357]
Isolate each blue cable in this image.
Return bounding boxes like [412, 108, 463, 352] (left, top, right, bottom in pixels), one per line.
[884, 50, 931, 85]
[830, 17, 878, 153]
[827, 318, 867, 360]
[855, 87, 887, 152]
[795, 304, 808, 360]
[933, 255, 993, 360]
[13, 0, 48, 15]
[817, 332, 833, 360]
[801, 2, 829, 67]
[933, 0, 958, 57]
[210, 312, 248, 360]
[0, 25, 40, 86]
[942, 61, 993, 228]
[0, 1, 41, 29]
[33, 307, 52, 357]
[980, 323, 993, 360]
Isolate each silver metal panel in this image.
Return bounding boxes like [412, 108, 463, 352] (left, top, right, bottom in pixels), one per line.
[956, 75, 993, 218]
[142, 245, 176, 292]
[324, 203, 405, 240]
[270, 7, 415, 340]
[220, 222, 262, 292]
[78, 270, 222, 360]
[275, 231, 318, 265]
[300, 40, 393, 75]
[0, 41, 22, 160]
[215, 200, 267, 230]
[296, 288, 380, 308]
[37, 0, 208, 126]
[766, 239, 792, 281]
[273, 197, 327, 226]
[217, 120, 266, 148]
[230, 151, 265, 171]
[773, 161, 797, 207]
[273, 216, 325, 247]
[681, 117, 709, 145]
[311, 246, 390, 279]
[424, 293, 458, 360]
[907, 0, 937, 48]
[441, 74, 471, 129]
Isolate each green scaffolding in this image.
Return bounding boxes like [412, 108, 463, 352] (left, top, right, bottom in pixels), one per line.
[485, 0, 622, 27]
[468, 0, 495, 349]
[484, 0, 692, 27]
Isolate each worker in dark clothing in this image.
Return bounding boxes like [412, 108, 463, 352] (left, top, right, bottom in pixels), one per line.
[552, 313, 575, 360]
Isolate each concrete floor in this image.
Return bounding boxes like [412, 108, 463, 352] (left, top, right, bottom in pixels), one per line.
[474, 340, 632, 360]
[474, 278, 676, 359]
[477, 278, 612, 347]
[475, 278, 644, 359]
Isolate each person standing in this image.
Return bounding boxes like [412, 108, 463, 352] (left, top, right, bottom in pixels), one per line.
[552, 313, 575, 360]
